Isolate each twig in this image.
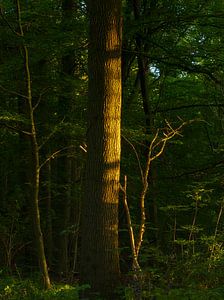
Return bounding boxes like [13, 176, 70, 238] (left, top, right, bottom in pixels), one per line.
[38, 120, 65, 150]
[33, 87, 51, 111]
[214, 202, 223, 238]
[208, 202, 224, 269]
[0, 8, 21, 36]
[120, 175, 141, 271]
[39, 146, 75, 170]
[0, 123, 31, 136]
[0, 84, 28, 99]
[79, 143, 87, 153]
[135, 120, 190, 257]
[122, 134, 144, 183]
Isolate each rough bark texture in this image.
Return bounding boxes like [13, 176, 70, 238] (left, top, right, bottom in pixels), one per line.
[81, 0, 122, 297]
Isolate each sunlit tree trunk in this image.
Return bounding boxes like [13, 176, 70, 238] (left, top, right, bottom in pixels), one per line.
[80, 0, 122, 297]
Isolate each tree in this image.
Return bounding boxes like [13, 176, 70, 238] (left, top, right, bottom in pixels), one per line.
[15, 0, 51, 289]
[56, 0, 77, 278]
[1, 0, 224, 297]
[80, 0, 122, 297]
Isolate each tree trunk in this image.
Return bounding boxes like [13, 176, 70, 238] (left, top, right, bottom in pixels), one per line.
[132, 0, 152, 134]
[56, 0, 77, 277]
[16, 0, 51, 289]
[80, 0, 122, 297]
[45, 160, 53, 267]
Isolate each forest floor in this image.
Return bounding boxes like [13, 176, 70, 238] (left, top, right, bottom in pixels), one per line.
[1, 275, 224, 299]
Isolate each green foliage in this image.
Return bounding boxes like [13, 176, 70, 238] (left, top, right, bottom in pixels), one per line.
[149, 287, 224, 299]
[0, 276, 90, 300]
[1, 0, 224, 297]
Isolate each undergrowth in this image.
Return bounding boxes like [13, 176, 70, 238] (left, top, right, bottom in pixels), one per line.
[0, 275, 84, 300]
[1, 275, 224, 300]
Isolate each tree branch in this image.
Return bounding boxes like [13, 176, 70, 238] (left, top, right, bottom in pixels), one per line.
[0, 8, 21, 36]
[155, 103, 224, 114]
[0, 84, 28, 99]
[0, 122, 31, 136]
[122, 134, 144, 183]
[39, 146, 75, 170]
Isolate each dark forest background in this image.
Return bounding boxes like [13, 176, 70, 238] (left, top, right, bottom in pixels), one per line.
[1, 0, 224, 299]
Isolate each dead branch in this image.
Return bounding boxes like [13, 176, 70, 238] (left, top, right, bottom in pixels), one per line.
[0, 123, 31, 136]
[120, 175, 141, 271]
[39, 145, 75, 170]
[122, 134, 144, 183]
[0, 84, 28, 99]
[33, 87, 51, 111]
[135, 119, 191, 258]
[0, 8, 21, 36]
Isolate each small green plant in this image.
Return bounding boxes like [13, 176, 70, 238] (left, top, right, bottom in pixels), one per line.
[0, 276, 90, 300]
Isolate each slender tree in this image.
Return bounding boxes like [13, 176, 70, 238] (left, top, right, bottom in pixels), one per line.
[56, 0, 77, 278]
[16, 0, 51, 289]
[80, 0, 122, 297]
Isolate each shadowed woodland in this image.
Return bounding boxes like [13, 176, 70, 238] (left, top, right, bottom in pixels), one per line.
[1, 0, 224, 299]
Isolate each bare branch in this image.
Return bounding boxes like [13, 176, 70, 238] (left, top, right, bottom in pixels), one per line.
[155, 103, 224, 114]
[0, 123, 31, 136]
[0, 84, 28, 99]
[122, 134, 144, 183]
[0, 8, 21, 36]
[120, 175, 141, 271]
[150, 139, 168, 162]
[33, 87, 51, 111]
[39, 146, 75, 170]
[80, 143, 87, 153]
[38, 118, 66, 150]
[135, 119, 191, 257]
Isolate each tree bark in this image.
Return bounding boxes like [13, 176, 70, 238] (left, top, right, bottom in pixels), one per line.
[132, 0, 152, 134]
[80, 0, 122, 297]
[56, 0, 77, 277]
[16, 0, 51, 289]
